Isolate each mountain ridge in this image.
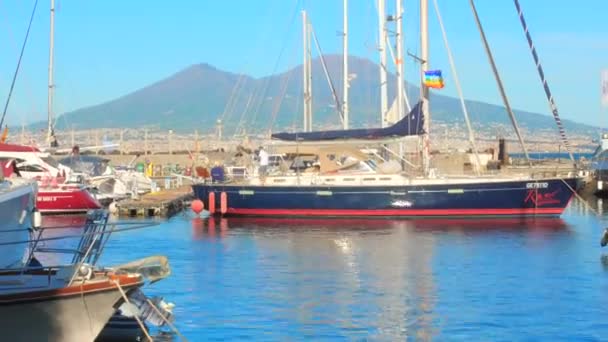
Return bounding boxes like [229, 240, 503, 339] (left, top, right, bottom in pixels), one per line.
[33, 55, 597, 140]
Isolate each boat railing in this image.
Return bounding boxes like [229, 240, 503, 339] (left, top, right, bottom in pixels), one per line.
[0, 211, 157, 279]
[11, 210, 112, 282]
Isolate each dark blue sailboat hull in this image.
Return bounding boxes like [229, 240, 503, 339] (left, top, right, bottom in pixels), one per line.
[192, 177, 579, 218]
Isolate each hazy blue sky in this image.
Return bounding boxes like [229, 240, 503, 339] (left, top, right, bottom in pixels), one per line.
[0, 0, 605, 129]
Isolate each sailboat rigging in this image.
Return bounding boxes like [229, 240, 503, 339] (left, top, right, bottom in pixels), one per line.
[0, 0, 39, 131]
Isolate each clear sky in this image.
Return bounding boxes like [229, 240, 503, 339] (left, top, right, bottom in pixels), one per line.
[0, 0, 605, 129]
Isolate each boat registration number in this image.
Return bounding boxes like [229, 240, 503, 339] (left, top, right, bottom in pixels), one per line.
[526, 182, 548, 189]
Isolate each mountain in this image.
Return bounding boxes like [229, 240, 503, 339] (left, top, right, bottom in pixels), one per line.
[42, 55, 597, 139]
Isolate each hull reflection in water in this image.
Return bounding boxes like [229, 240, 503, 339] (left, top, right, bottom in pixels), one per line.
[41, 214, 89, 229]
[172, 209, 584, 340]
[190, 216, 568, 241]
[191, 217, 228, 239]
[207, 217, 568, 232]
[189, 216, 439, 339]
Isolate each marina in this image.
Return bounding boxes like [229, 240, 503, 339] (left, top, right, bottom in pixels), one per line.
[0, 0, 605, 339]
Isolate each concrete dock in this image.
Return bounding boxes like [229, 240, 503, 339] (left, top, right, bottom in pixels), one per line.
[116, 186, 193, 218]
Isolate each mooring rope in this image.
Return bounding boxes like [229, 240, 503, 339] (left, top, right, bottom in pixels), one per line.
[560, 178, 601, 217]
[513, 0, 574, 162]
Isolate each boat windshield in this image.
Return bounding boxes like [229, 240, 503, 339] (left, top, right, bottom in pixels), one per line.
[366, 159, 378, 170]
[41, 156, 60, 168]
[339, 160, 375, 172]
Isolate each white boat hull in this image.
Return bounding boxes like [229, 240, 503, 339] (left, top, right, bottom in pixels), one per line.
[0, 274, 142, 342]
[0, 179, 37, 268]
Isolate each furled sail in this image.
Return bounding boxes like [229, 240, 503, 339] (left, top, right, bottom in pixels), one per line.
[271, 101, 424, 142]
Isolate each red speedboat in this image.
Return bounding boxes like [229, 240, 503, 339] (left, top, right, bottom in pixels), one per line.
[0, 143, 101, 214]
[36, 182, 101, 214]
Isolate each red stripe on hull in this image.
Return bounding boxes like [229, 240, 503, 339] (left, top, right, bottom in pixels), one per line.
[226, 207, 565, 217]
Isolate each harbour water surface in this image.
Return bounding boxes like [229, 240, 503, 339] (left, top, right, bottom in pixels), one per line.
[42, 199, 608, 340]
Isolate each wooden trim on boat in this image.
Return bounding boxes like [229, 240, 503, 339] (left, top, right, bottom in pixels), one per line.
[0, 273, 143, 305]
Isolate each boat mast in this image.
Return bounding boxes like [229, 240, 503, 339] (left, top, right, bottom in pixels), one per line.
[396, 0, 404, 123]
[307, 20, 312, 131]
[396, 0, 405, 157]
[342, 0, 349, 129]
[378, 0, 388, 127]
[302, 10, 312, 132]
[47, 0, 56, 147]
[420, 0, 430, 175]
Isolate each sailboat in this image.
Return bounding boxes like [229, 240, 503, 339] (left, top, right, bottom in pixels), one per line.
[192, 0, 581, 218]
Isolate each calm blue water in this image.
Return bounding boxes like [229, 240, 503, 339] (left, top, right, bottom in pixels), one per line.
[40, 199, 608, 341]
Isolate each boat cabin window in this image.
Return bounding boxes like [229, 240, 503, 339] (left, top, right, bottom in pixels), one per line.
[340, 161, 374, 172]
[290, 156, 316, 172]
[0, 157, 25, 164]
[18, 164, 45, 172]
[268, 155, 285, 167]
[366, 159, 378, 170]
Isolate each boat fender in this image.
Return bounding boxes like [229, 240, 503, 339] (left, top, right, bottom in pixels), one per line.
[599, 181, 604, 191]
[108, 202, 118, 215]
[208, 192, 216, 214]
[220, 192, 228, 215]
[191, 199, 204, 214]
[32, 208, 42, 229]
[602, 228, 608, 247]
